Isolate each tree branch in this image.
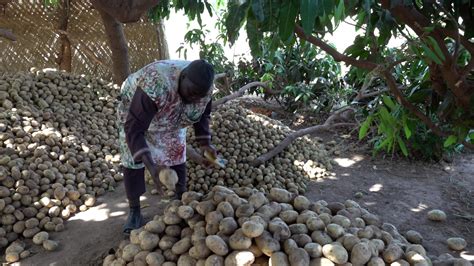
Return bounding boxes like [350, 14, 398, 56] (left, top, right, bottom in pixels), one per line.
[0, 28, 16, 41]
[212, 82, 269, 110]
[294, 25, 378, 71]
[251, 108, 356, 166]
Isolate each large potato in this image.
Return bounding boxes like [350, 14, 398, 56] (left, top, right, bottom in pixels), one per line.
[322, 243, 348, 264]
[255, 230, 281, 256]
[289, 247, 310, 266]
[270, 251, 290, 266]
[205, 235, 229, 256]
[241, 220, 264, 238]
[229, 229, 252, 250]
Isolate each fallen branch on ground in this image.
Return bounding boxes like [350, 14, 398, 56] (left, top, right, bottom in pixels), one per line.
[250, 107, 356, 166]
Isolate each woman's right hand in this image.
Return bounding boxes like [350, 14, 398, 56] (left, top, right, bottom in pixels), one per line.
[142, 153, 164, 196]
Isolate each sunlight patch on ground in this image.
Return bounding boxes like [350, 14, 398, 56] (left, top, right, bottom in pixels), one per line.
[369, 184, 383, 192]
[69, 205, 111, 222]
[110, 211, 126, 217]
[460, 251, 474, 261]
[410, 203, 429, 212]
[334, 158, 357, 167]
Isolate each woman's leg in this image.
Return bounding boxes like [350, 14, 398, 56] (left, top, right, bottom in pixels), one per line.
[170, 163, 186, 199]
[122, 167, 146, 234]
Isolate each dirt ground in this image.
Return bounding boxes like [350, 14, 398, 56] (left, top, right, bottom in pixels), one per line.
[14, 134, 474, 265]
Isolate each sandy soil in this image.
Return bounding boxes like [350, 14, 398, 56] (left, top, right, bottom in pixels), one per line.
[14, 147, 474, 265]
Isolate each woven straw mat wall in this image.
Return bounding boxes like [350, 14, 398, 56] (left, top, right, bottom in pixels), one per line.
[0, 0, 162, 81]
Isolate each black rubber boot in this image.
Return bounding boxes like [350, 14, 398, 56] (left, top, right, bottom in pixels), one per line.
[123, 206, 144, 235]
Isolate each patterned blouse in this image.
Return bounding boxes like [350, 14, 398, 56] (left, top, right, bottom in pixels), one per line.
[117, 60, 212, 169]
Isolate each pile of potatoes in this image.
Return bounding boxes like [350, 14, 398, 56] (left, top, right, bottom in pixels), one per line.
[104, 185, 446, 266]
[0, 69, 122, 260]
[183, 104, 332, 195]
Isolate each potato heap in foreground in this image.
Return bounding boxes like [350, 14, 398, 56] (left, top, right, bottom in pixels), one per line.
[105, 186, 437, 266]
[0, 70, 122, 258]
[149, 104, 333, 196]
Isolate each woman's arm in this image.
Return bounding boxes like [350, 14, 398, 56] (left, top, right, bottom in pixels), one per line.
[193, 99, 212, 146]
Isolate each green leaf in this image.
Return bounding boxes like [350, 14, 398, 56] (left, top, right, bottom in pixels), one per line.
[382, 95, 396, 111]
[278, 0, 298, 42]
[322, 0, 334, 16]
[378, 106, 394, 124]
[426, 36, 446, 62]
[225, 1, 250, 44]
[334, 0, 345, 25]
[359, 115, 373, 140]
[397, 136, 409, 156]
[300, 0, 319, 35]
[444, 135, 458, 147]
[421, 43, 443, 65]
[251, 0, 265, 22]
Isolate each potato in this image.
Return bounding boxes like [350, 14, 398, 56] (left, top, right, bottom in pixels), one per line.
[447, 237, 467, 251]
[293, 195, 310, 211]
[289, 247, 310, 266]
[257, 202, 282, 221]
[427, 209, 446, 221]
[322, 243, 348, 264]
[33, 231, 49, 245]
[189, 239, 212, 259]
[306, 217, 325, 231]
[289, 223, 308, 235]
[43, 239, 59, 251]
[134, 251, 150, 266]
[311, 231, 332, 246]
[406, 244, 426, 256]
[159, 168, 178, 191]
[391, 259, 410, 266]
[182, 191, 202, 205]
[318, 213, 331, 225]
[229, 229, 252, 250]
[249, 244, 263, 257]
[382, 244, 404, 263]
[270, 188, 293, 203]
[171, 237, 192, 255]
[206, 211, 224, 225]
[309, 257, 335, 266]
[326, 202, 344, 215]
[350, 242, 371, 265]
[242, 220, 264, 238]
[367, 257, 385, 266]
[205, 255, 224, 266]
[224, 251, 255, 266]
[270, 251, 289, 266]
[331, 215, 351, 229]
[196, 201, 216, 216]
[255, 230, 281, 256]
[405, 251, 430, 266]
[159, 236, 179, 250]
[283, 238, 298, 254]
[5, 252, 20, 263]
[268, 218, 291, 241]
[304, 243, 322, 258]
[177, 206, 194, 219]
[163, 213, 182, 225]
[357, 226, 374, 239]
[217, 201, 234, 217]
[292, 234, 312, 247]
[205, 235, 229, 256]
[279, 210, 298, 224]
[206, 223, 220, 235]
[248, 192, 268, 209]
[177, 254, 196, 266]
[236, 204, 255, 218]
[139, 231, 160, 251]
[219, 217, 238, 235]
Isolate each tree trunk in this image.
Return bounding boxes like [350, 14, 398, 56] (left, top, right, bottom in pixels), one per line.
[56, 0, 72, 72]
[97, 8, 130, 84]
[91, 0, 159, 23]
[156, 20, 169, 60]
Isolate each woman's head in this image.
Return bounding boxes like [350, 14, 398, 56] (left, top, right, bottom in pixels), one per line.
[178, 60, 215, 103]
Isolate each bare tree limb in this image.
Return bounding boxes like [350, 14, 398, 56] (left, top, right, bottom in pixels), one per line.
[213, 82, 268, 110]
[294, 25, 378, 71]
[251, 108, 356, 166]
[0, 28, 16, 41]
